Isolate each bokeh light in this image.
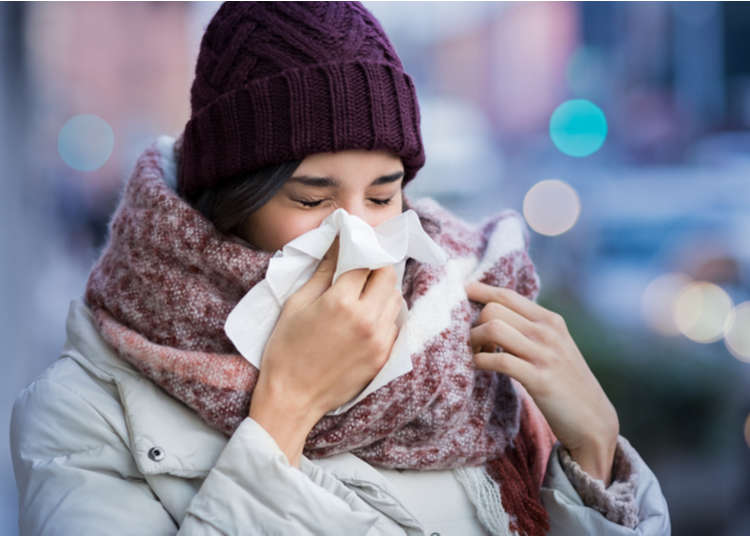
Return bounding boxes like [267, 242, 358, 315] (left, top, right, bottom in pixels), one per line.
[641, 272, 693, 336]
[549, 99, 608, 157]
[522, 179, 581, 236]
[58, 114, 115, 171]
[723, 301, 750, 363]
[673, 281, 733, 343]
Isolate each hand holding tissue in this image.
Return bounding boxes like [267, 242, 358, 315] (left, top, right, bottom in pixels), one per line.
[224, 208, 448, 415]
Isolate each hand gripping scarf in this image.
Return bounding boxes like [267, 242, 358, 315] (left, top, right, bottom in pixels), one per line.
[84, 137, 558, 536]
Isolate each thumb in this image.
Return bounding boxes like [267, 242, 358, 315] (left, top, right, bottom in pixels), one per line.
[294, 236, 339, 302]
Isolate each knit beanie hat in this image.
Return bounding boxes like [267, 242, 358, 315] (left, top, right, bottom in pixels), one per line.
[178, 1, 425, 198]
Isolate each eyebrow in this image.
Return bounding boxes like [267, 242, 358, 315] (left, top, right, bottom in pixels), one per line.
[287, 171, 404, 188]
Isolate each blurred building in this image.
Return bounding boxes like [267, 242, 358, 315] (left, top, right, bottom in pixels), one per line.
[25, 1, 195, 250]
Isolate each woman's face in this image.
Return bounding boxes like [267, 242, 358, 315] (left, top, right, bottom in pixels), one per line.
[236, 149, 405, 252]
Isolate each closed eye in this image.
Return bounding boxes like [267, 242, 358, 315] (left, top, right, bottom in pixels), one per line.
[293, 197, 394, 208]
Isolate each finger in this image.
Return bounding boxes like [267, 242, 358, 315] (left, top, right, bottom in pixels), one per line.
[478, 301, 541, 341]
[312, 236, 374, 301]
[377, 288, 403, 327]
[295, 236, 340, 302]
[360, 264, 398, 306]
[382, 319, 401, 361]
[470, 319, 540, 363]
[473, 350, 535, 385]
[465, 280, 547, 322]
[329, 267, 373, 301]
[473, 342, 502, 354]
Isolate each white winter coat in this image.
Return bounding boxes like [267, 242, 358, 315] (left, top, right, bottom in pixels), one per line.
[10, 298, 672, 535]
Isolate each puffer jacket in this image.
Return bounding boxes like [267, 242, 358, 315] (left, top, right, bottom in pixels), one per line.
[10, 298, 672, 535]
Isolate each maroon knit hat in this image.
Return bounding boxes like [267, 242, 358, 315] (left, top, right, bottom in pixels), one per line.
[179, 1, 425, 198]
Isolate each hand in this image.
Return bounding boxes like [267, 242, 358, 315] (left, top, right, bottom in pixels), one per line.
[255, 236, 403, 421]
[465, 280, 620, 483]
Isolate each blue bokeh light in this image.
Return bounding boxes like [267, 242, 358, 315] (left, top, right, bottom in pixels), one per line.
[58, 114, 114, 171]
[549, 99, 607, 157]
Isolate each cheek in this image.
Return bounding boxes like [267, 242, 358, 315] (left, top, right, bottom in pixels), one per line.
[270, 212, 325, 247]
[372, 196, 404, 225]
[369, 208, 400, 227]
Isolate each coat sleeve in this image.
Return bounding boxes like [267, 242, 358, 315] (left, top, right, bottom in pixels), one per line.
[10, 369, 410, 535]
[541, 435, 672, 535]
[11, 375, 179, 535]
[515, 371, 670, 535]
[181, 417, 412, 535]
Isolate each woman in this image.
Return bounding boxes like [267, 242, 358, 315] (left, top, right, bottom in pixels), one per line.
[10, 2, 670, 535]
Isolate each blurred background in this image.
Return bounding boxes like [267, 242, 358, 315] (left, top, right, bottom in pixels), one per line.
[2, 1, 749, 534]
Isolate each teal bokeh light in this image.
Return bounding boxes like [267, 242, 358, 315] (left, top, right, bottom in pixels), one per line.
[58, 114, 114, 171]
[549, 99, 607, 157]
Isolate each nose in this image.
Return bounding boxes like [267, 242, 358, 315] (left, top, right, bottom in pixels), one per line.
[338, 200, 374, 225]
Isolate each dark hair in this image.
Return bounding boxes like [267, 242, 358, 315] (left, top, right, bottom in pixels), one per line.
[184, 159, 304, 236]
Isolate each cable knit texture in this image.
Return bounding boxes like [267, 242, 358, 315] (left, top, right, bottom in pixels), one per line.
[558, 435, 641, 528]
[180, 1, 424, 198]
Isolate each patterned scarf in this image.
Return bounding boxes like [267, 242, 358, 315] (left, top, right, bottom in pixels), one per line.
[84, 137, 558, 536]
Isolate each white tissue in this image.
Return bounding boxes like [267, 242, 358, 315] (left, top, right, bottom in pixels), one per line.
[224, 207, 448, 415]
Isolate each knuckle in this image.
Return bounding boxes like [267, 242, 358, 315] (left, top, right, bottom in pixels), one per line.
[355, 316, 377, 339]
[479, 302, 499, 323]
[525, 320, 547, 341]
[320, 293, 338, 311]
[529, 322, 554, 344]
[487, 318, 505, 339]
[547, 311, 566, 329]
[324, 293, 355, 317]
[492, 286, 511, 302]
[528, 368, 550, 397]
[487, 301, 503, 316]
[534, 348, 552, 367]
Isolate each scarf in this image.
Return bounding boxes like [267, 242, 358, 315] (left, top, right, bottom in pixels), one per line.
[84, 137, 558, 536]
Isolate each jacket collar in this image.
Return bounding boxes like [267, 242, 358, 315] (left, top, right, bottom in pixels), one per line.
[62, 298, 227, 478]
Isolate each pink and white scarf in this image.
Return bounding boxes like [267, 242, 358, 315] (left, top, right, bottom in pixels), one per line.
[84, 136, 557, 536]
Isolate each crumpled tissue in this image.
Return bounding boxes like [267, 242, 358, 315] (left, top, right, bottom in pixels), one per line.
[224, 207, 448, 415]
